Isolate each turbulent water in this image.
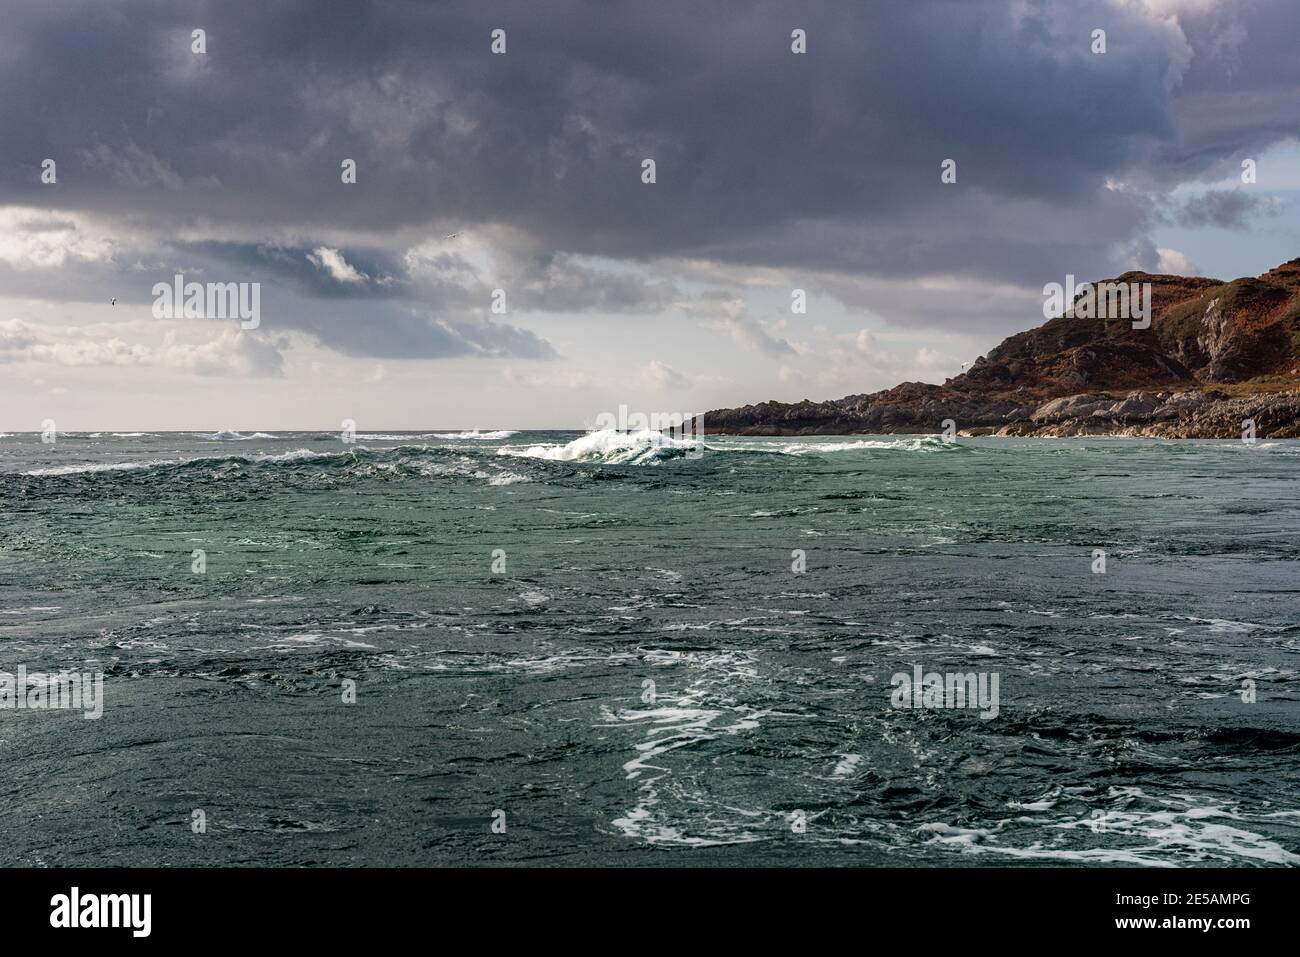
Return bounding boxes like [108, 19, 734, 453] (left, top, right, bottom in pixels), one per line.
[1, 429, 1298, 867]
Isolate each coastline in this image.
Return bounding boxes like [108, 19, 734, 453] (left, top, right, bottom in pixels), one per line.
[702, 388, 1300, 439]
[704, 260, 1300, 442]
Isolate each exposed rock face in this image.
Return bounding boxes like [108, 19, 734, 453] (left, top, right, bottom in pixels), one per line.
[704, 259, 1300, 438]
[1002, 390, 1300, 438]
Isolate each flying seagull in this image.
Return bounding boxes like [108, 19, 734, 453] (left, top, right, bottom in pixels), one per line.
[444, 232, 461, 240]
[110, 298, 116, 306]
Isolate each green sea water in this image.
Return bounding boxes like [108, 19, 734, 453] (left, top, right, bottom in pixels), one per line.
[1, 429, 1297, 866]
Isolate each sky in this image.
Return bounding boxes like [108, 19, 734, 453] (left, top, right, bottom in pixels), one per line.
[1, 0, 1298, 430]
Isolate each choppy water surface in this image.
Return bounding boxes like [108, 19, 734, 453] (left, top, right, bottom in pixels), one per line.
[1, 429, 1297, 866]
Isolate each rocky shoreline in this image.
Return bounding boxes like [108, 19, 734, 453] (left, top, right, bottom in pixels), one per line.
[705, 388, 1300, 438]
[977, 389, 1300, 438]
[704, 259, 1300, 439]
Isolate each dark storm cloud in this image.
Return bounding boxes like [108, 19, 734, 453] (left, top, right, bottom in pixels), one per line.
[230, 291, 559, 361]
[176, 238, 675, 321]
[500, 252, 676, 314]
[1156, 0, 1300, 182]
[179, 241, 412, 299]
[175, 240, 563, 360]
[1, 0, 1295, 330]
[1173, 190, 1281, 230]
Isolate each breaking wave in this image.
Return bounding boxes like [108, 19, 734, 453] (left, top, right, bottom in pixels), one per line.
[498, 429, 701, 465]
[715, 435, 967, 455]
[17, 445, 540, 487]
[25, 459, 178, 477]
[200, 430, 277, 441]
[494, 431, 966, 466]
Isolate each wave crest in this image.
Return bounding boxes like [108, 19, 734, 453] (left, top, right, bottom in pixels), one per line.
[498, 429, 701, 465]
[431, 429, 519, 440]
[200, 430, 276, 441]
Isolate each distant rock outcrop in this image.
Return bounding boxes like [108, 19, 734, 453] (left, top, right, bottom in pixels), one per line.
[704, 259, 1300, 438]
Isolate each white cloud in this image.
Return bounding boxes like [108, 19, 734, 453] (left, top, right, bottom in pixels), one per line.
[638, 359, 689, 391]
[154, 328, 286, 377]
[307, 246, 368, 284]
[705, 316, 795, 358]
[1135, 0, 1223, 16]
[854, 330, 882, 358]
[0, 319, 283, 377]
[1156, 247, 1200, 275]
[0, 208, 115, 269]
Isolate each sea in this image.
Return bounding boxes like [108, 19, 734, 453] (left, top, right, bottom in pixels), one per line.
[1, 429, 1297, 866]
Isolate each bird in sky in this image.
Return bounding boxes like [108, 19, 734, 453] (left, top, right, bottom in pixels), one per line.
[110, 298, 117, 305]
[444, 232, 460, 240]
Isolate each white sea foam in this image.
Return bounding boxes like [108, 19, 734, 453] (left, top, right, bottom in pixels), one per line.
[25, 459, 178, 476]
[831, 754, 864, 778]
[432, 430, 519, 440]
[201, 430, 276, 440]
[499, 428, 698, 465]
[716, 435, 958, 455]
[601, 649, 782, 846]
[248, 448, 325, 463]
[24, 446, 328, 476]
[923, 788, 1300, 866]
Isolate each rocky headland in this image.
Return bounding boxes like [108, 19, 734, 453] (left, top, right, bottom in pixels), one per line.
[705, 259, 1300, 438]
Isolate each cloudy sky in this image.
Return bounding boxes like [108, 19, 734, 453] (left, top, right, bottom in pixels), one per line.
[2, 0, 1297, 429]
